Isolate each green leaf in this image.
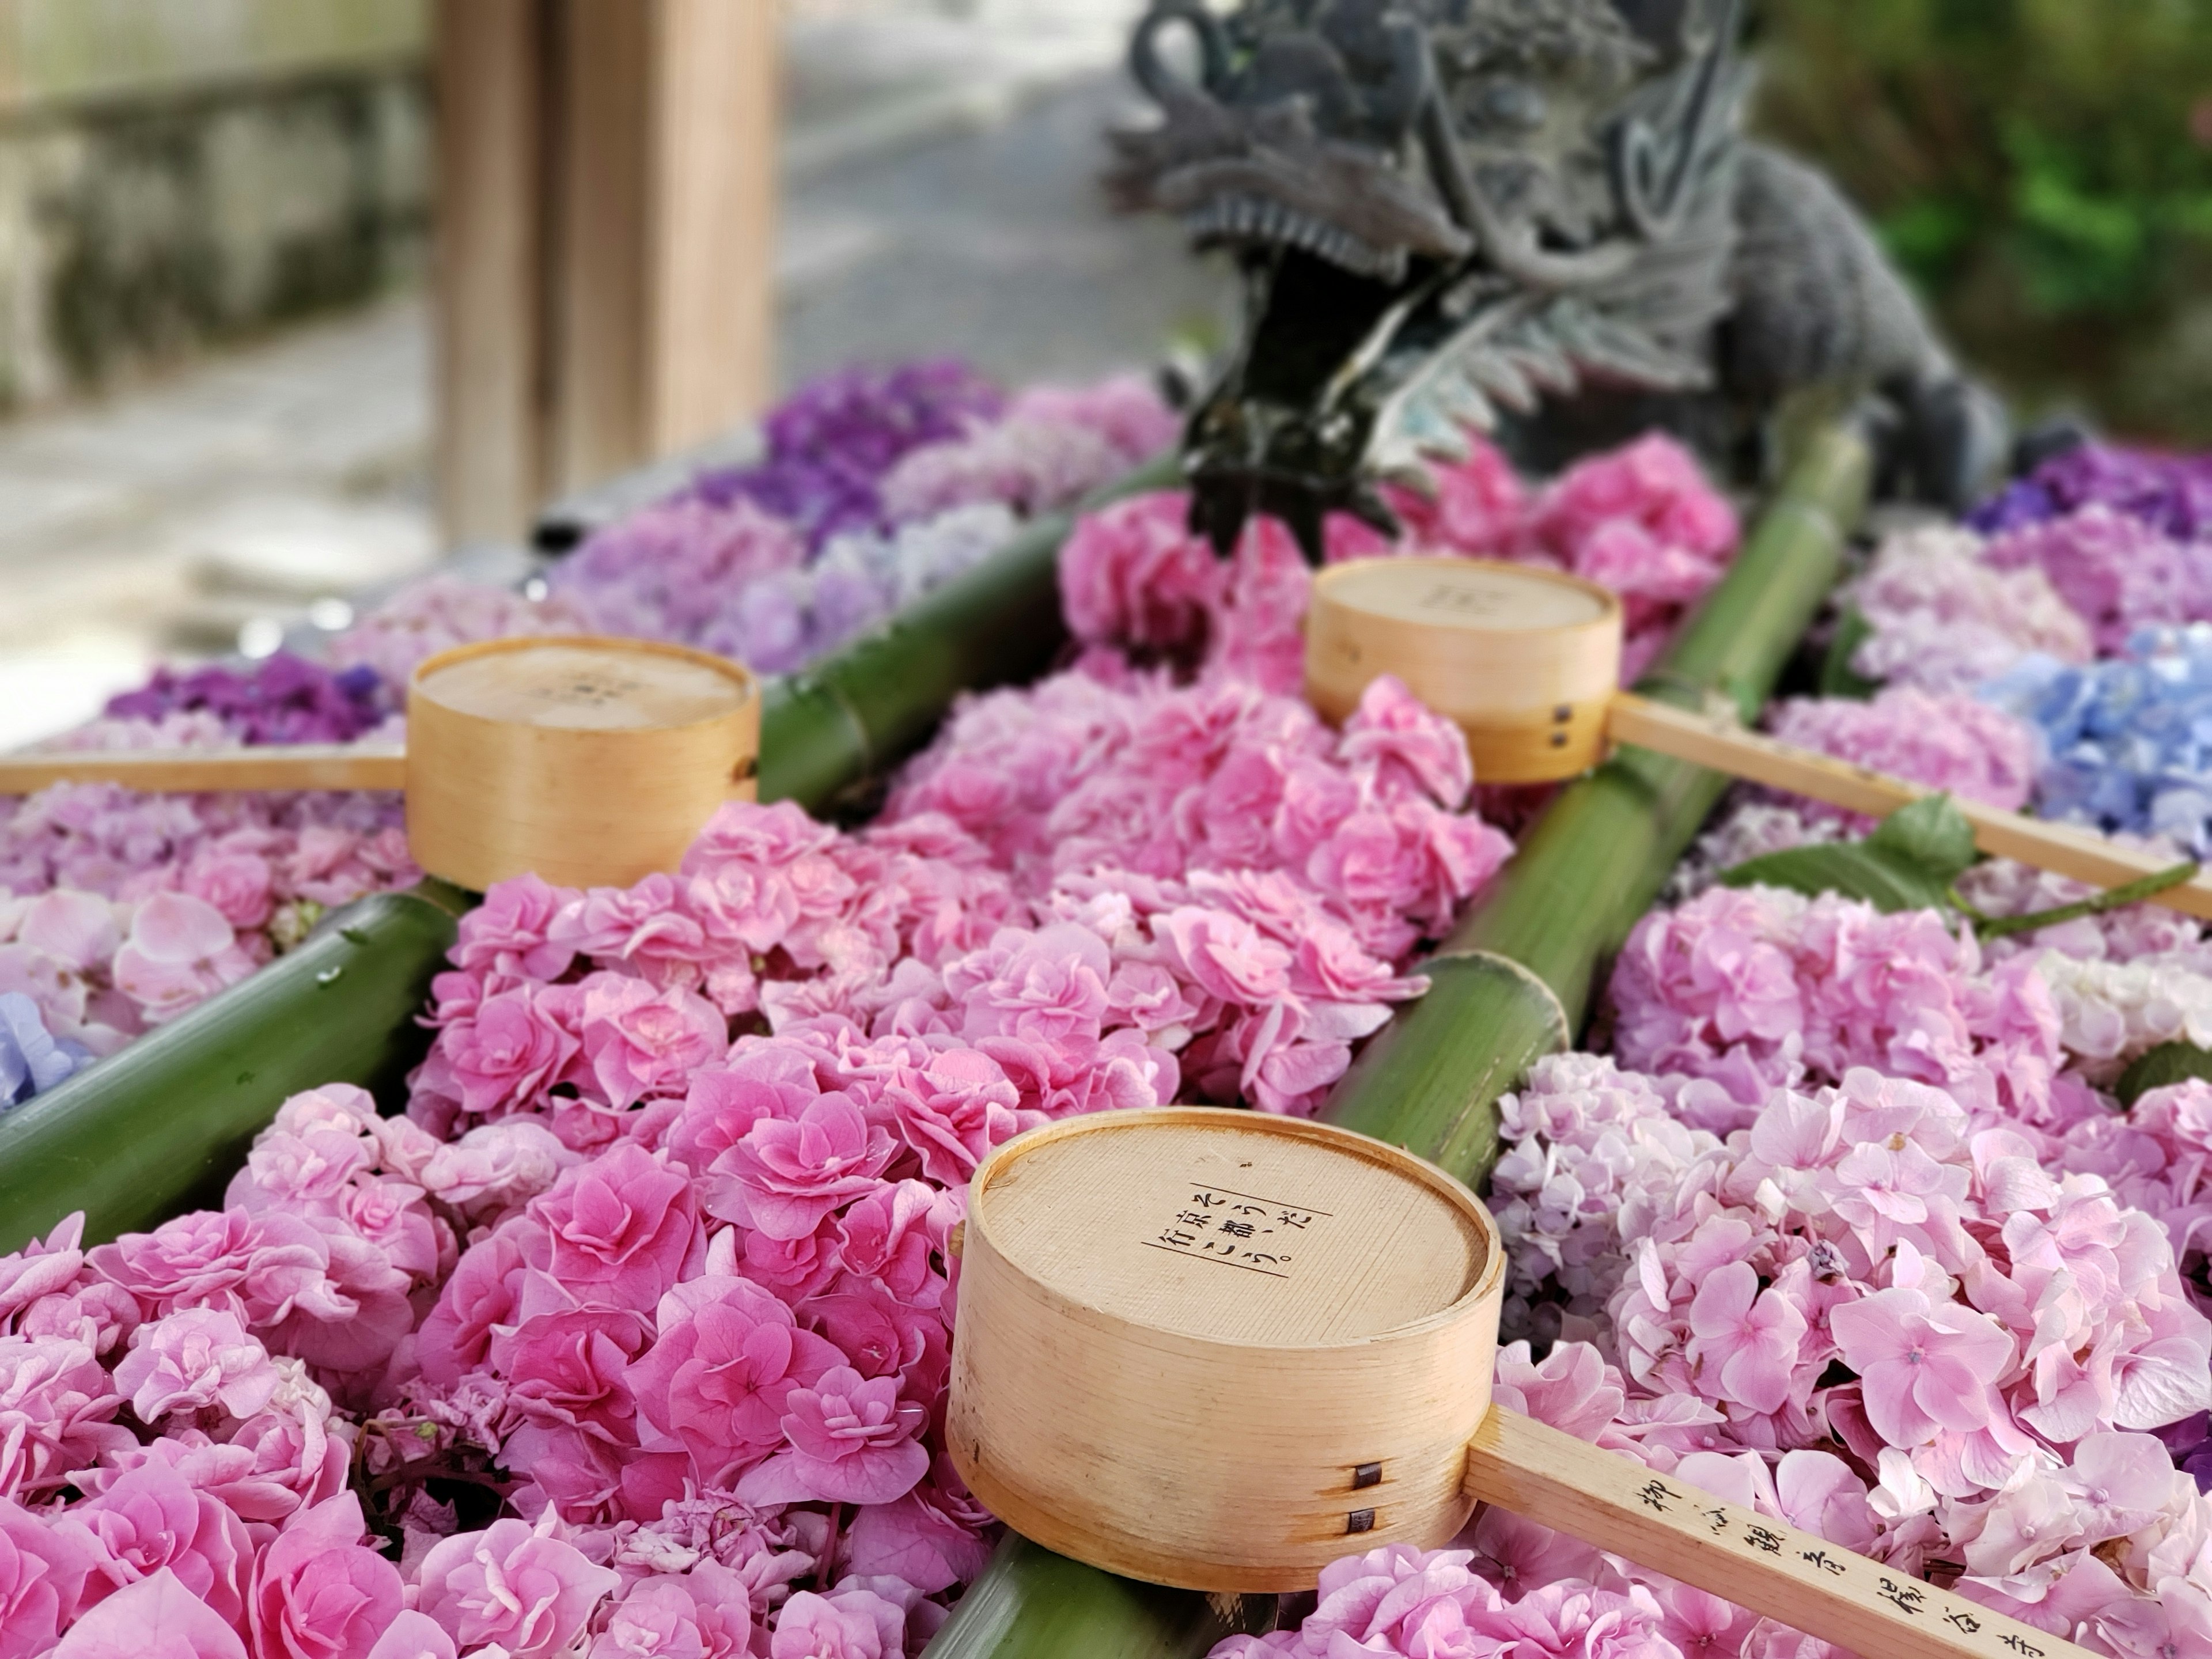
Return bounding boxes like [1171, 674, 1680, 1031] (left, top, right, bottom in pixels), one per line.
[2116, 1041, 2212, 1107]
[1718, 795, 1978, 914]
[1865, 793, 1979, 879]
[1720, 842, 1956, 912]
[1818, 605, 1883, 700]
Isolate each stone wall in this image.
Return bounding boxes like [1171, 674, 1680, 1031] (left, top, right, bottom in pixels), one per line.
[0, 0, 429, 409]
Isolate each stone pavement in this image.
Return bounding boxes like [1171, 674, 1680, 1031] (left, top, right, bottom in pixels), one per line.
[0, 1, 1232, 751]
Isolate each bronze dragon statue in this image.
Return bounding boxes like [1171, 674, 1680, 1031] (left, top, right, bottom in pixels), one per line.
[1107, 0, 2007, 558]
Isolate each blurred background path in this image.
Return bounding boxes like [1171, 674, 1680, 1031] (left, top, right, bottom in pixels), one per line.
[0, 0, 1232, 747]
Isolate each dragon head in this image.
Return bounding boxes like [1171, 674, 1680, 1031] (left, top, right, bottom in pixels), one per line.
[1109, 0, 1747, 557]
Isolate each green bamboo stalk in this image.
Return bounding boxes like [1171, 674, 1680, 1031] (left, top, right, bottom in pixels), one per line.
[0, 457, 1182, 1255]
[921, 419, 1873, 1659]
[1326, 422, 1871, 1179]
[0, 881, 474, 1252]
[928, 1536, 1277, 1659]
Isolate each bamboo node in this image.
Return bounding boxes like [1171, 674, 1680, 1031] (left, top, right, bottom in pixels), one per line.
[1419, 949, 1572, 1056]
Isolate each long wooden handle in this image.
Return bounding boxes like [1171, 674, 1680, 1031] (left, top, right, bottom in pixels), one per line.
[1466, 1407, 2087, 1659]
[0, 747, 408, 795]
[1607, 691, 2212, 921]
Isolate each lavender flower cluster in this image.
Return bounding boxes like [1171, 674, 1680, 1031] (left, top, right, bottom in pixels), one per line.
[548, 366, 1175, 673]
[101, 656, 388, 747]
[1971, 440, 2212, 543]
[691, 359, 1006, 550]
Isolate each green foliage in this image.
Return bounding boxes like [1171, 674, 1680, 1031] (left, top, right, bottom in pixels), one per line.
[1752, 0, 2212, 441]
[1719, 790, 2202, 944]
[1719, 794, 1978, 912]
[1817, 605, 1882, 699]
[2116, 1039, 2212, 1105]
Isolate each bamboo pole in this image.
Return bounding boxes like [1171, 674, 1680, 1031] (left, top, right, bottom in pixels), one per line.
[921, 419, 1874, 1659]
[0, 460, 1179, 1254]
[1328, 423, 1872, 1173]
[0, 882, 475, 1253]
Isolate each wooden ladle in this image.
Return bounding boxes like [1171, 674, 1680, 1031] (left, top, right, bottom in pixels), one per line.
[1305, 557, 2212, 920]
[948, 1108, 2090, 1659]
[0, 637, 761, 893]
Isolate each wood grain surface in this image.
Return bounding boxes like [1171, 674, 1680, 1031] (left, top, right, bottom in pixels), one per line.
[949, 1109, 1505, 1591]
[1467, 1408, 2094, 1659]
[0, 747, 407, 794]
[1305, 559, 1624, 783]
[1608, 691, 2212, 917]
[403, 634, 760, 892]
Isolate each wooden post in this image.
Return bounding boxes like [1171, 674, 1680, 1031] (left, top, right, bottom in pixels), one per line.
[434, 0, 546, 547]
[433, 0, 779, 546]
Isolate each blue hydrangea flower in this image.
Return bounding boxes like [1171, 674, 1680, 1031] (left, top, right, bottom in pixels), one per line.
[0, 991, 90, 1109]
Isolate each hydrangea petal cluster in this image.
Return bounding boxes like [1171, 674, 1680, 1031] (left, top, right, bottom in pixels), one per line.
[1762, 687, 2039, 827]
[1980, 506, 2212, 653]
[877, 373, 1177, 521]
[883, 667, 1508, 969]
[329, 575, 590, 695]
[696, 505, 1018, 674]
[1982, 622, 2212, 854]
[1969, 441, 2212, 543]
[1846, 525, 2093, 695]
[102, 656, 388, 747]
[691, 360, 1004, 551]
[1107, 433, 1740, 688]
[1468, 1052, 2212, 1653]
[0, 797, 418, 1042]
[1608, 883, 2086, 1127]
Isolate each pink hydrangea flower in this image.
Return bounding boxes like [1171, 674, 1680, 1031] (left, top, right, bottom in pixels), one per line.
[427, 986, 582, 1119]
[75, 1461, 253, 1628]
[710, 1093, 895, 1240]
[1685, 1261, 1809, 1415]
[736, 1365, 929, 1508]
[182, 853, 276, 933]
[768, 1586, 908, 1659]
[0, 1494, 99, 1659]
[587, 1562, 758, 1659]
[527, 1143, 700, 1309]
[1058, 493, 1224, 656]
[362, 1612, 456, 1659]
[412, 1518, 619, 1659]
[414, 1224, 533, 1387]
[113, 1307, 280, 1422]
[632, 1276, 845, 1483]
[246, 1492, 404, 1659]
[1982, 504, 2204, 652]
[0, 1334, 134, 1500]
[1766, 689, 2039, 826]
[452, 874, 578, 982]
[575, 975, 728, 1109]
[53, 1567, 248, 1659]
[111, 893, 257, 1024]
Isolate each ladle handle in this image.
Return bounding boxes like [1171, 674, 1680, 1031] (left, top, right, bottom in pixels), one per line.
[1607, 691, 2212, 919]
[1464, 1407, 2089, 1659]
[0, 746, 408, 795]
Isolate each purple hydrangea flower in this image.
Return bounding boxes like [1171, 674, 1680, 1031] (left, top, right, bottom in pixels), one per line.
[104, 653, 387, 746]
[2157, 1410, 2212, 1493]
[691, 360, 1004, 550]
[1970, 442, 2212, 541]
